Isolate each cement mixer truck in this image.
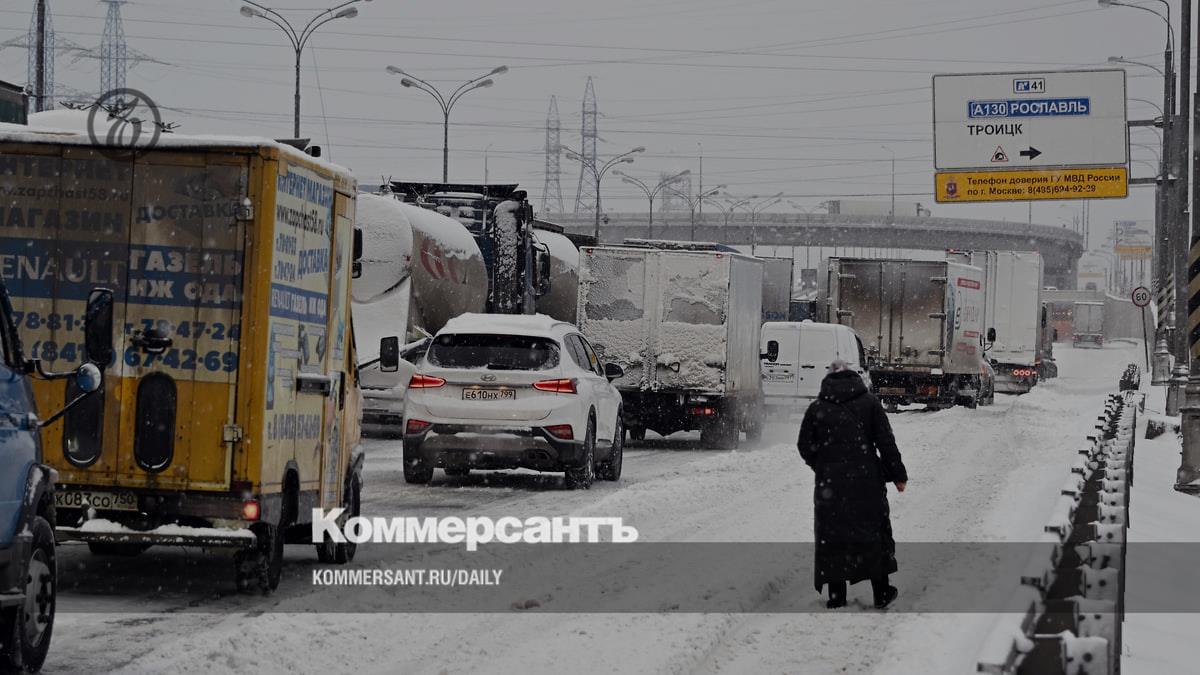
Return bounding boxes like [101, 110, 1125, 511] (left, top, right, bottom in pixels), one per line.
[353, 194, 488, 433]
[353, 186, 583, 434]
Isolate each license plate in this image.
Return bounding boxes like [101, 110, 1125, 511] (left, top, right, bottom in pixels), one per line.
[879, 387, 907, 396]
[463, 388, 515, 401]
[55, 489, 138, 512]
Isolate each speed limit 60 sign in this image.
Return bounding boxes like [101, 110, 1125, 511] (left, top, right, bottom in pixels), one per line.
[1132, 286, 1151, 308]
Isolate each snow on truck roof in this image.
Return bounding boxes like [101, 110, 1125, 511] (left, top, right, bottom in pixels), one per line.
[0, 111, 355, 180]
[438, 313, 576, 338]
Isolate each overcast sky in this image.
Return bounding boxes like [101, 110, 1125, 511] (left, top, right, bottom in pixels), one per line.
[0, 0, 1165, 244]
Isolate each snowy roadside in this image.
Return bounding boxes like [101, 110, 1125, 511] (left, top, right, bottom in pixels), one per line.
[1120, 387, 1200, 675]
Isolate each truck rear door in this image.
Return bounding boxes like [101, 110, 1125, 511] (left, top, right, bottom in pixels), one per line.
[0, 149, 246, 490]
[653, 252, 728, 393]
[834, 260, 945, 369]
[113, 155, 248, 491]
[577, 248, 651, 389]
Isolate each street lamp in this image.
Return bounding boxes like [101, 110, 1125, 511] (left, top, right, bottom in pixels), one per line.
[740, 192, 783, 253]
[1109, 55, 1165, 76]
[614, 169, 690, 239]
[703, 197, 736, 242]
[669, 184, 724, 241]
[385, 65, 507, 183]
[1099, 1, 1183, 396]
[562, 145, 645, 240]
[240, 0, 368, 139]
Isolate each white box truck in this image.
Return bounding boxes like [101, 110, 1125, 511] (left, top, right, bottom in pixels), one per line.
[828, 258, 988, 409]
[1072, 301, 1104, 348]
[760, 257, 794, 322]
[947, 250, 1045, 394]
[578, 245, 766, 448]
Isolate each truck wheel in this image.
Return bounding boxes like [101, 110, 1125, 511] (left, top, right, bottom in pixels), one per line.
[564, 419, 596, 490]
[87, 542, 151, 557]
[403, 444, 434, 484]
[2, 516, 55, 674]
[744, 410, 764, 441]
[334, 477, 361, 564]
[701, 416, 740, 450]
[598, 416, 624, 481]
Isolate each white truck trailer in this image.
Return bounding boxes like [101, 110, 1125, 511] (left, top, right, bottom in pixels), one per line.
[1072, 301, 1105, 348]
[827, 257, 988, 409]
[760, 257, 794, 323]
[577, 245, 766, 448]
[947, 250, 1045, 394]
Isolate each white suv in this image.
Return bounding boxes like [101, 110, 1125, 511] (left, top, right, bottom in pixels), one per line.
[402, 314, 625, 489]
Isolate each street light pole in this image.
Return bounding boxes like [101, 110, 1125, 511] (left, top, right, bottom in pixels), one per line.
[562, 145, 645, 240]
[881, 145, 896, 219]
[386, 65, 508, 183]
[1102, 2, 1179, 389]
[615, 169, 690, 239]
[704, 198, 735, 242]
[240, 0, 368, 139]
[671, 185, 724, 241]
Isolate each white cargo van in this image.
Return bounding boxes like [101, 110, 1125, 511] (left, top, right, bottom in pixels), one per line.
[760, 321, 870, 418]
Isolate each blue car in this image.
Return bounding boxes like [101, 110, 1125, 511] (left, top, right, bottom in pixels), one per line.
[0, 283, 112, 673]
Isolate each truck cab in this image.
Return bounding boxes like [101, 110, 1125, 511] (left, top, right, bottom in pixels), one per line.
[0, 281, 111, 673]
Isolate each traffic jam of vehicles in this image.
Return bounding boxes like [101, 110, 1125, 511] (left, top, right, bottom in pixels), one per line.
[0, 113, 1139, 671]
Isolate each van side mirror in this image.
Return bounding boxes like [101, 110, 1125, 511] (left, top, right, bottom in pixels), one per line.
[986, 327, 997, 343]
[84, 288, 115, 369]
[604, 362, 624, 382]
[352, 228, 364, 279]
[761, 340, 779, 362]
[379, 336, 400, 373]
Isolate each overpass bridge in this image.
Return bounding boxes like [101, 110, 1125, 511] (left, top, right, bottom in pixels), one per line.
[546, 212, 1085, 289]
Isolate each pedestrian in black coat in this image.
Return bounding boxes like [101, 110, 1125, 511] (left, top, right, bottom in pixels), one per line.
[797, 360, 908, 609]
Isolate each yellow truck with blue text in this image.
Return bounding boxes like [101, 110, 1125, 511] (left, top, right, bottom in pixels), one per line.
[0, 123, 367, 592]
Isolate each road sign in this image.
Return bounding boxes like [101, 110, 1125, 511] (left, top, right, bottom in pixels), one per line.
[1132, 286, 1152, 308]
[933, 69, 1128, 171]
[935, 167, 1128, 203]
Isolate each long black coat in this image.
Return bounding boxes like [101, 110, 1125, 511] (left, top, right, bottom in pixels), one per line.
[797, 370, 908, 592]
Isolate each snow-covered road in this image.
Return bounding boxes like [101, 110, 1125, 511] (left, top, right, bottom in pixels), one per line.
[49, 342, 1141, 674]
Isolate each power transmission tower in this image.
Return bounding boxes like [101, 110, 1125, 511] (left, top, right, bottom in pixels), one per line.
[27, 0, 53, 112]
[573, 77, 598, 214]
[100, 0, 127, 95]
[0, 1, 93, 110]
[541, 96, 564, 214]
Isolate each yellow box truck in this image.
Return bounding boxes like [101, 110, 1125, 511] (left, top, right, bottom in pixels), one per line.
[0, 124, 365, 592]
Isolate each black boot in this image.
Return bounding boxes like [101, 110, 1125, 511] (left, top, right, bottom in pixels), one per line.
[826, 581, 847, 609]
[871, 575, 898, 609]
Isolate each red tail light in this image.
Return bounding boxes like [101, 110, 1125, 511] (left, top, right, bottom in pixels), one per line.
[688, 406, 718, 417]
[533, 379, 577, 394]
[544, 424, 574, 440]
[241, 500, 261, 521]
[406, 419, 432, 434]
[409, 374, 446, 389]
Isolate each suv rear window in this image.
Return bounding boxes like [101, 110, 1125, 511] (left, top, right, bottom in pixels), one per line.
[427, 333, 560, 371]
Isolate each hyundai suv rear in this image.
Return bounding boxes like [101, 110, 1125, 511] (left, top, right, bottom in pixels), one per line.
[402, 314, 624, 489]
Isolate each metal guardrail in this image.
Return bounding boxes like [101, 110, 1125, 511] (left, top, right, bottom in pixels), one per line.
[977, 391, 1139, 674]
